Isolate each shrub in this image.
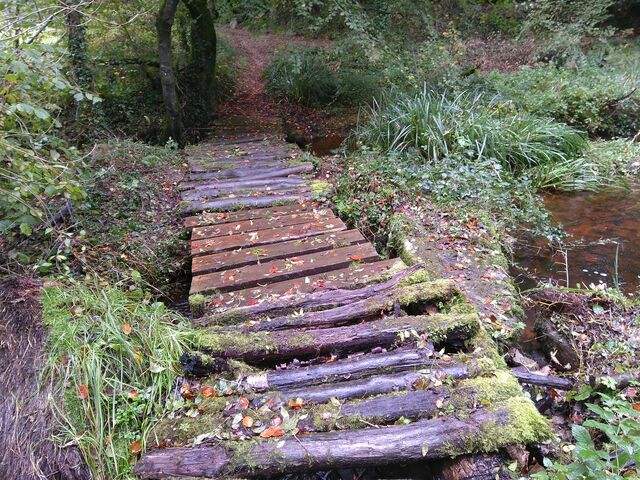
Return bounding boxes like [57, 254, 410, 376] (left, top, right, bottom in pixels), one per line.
[264, 47, 378, 107]
[483, 64, 640, 137]
[355, 88, 588, 175]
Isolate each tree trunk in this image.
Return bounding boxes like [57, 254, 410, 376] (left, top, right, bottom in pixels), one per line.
[67, 1, 92, 89]
[183, 0, 217, 120]
[156, 0, 185, 146]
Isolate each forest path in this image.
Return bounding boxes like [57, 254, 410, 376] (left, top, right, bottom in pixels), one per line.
[216, 26, 329, 123]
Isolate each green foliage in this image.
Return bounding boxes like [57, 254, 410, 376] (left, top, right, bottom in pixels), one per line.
[535, 386, 640, 479]
[0, 42, 91, 236]
[42, 281, 193, 480]
[483, 63, 639, 137]
[264, 46, 378, 107]
[355, 88, 588, 175]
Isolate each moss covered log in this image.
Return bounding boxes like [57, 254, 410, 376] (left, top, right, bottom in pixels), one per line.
[135, 397, 551, 478]
[195, 312, 480, 364]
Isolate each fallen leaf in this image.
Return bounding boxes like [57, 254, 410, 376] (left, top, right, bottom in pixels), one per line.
[269, 265, 278, 274]
[349, 255, 364, 261]
[260, 426, 285, 439]
[435, 398, 444, 409]
[246, 298, 259, 306]
[130, 440, 142, 455]
[77, 384, 89, 400]
[242, 416, 254, 427]
[128, 389, 139, 399]
[633, 403, 640, 412]
[288, 398, 304, 409]
[202, 386, 218, 398]
[238, 397, 250, 409]
[121, 323, 132, 335]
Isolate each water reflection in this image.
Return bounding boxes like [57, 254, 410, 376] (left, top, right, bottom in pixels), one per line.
[513, 186, 640, 295]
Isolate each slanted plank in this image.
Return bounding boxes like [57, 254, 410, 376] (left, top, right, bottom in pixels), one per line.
[191, 209, 336, 240]
[207, 259, 403, 309]
[191, 218, 346, 256]
[181, 164, 313, 188]
[189, 243, 380, 294]
[183, 203, 321, 228]
[192, 230, 366, 276]
[180, 184, 312, 202]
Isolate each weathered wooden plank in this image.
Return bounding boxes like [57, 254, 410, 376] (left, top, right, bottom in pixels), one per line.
[190, 243, 379, 294]
[191, 209, 335, 240]
[206, 259, 403, 310]
[183, 203, 321, 228]
[192, 230, 365, 276]
[181, 183, 312, 202]
[191, 218, 347, 256]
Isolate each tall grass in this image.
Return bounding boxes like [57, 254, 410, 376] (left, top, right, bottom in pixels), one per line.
[354, 88, 601, 191]
[42, 282, 193, 479]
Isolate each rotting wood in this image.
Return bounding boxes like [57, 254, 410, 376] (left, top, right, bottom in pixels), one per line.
[190, 243, 378, 294]
[192, 230, 365, 276]
[181, 185, 313, 203]
[225, 280, 459, 331]
[197, 313, 479, 364]
[184, 163, 313, 184]
[184, 203, 318, 228]
[190, 209, 335, 241]
[182, 194, 313, 214]
[511, 367, 574, 390]
[182, 177, 308, 194]
[134, 398, 549, 479]
[201, 264, 421, 324]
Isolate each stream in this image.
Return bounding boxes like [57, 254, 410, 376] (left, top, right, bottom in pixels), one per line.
[513, 186, 640, 296]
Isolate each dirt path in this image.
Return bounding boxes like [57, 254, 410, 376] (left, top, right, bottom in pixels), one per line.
[217, 26, 328, 123]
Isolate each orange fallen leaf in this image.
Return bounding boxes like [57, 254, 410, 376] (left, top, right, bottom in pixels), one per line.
[180, 384, 195, 400]
[246, 298, 259, 306]
[349, 255, 364, 261]
[77, 384, 89, 400]
[633, 403, 640, 412]
[288, 398, 304, 409]
[242, 416, 254, 427]
[238, 397, 250, 409]
[130, 440, 142, 455]
[128, 389, 139, 399]
[121, 323, 132, 335]
[260, 426, 285, 439]
[269, 265, 278, 274]
[202, 386, 218, 398]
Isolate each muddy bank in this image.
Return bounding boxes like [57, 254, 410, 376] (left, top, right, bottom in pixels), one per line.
[0, 278, 90, 480]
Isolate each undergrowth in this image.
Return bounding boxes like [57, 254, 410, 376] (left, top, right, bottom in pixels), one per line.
[42, 281, 193, 480]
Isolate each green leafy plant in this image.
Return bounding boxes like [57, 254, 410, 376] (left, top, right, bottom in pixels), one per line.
[42, 281, 194, 480]
[535, 385, 640, 479]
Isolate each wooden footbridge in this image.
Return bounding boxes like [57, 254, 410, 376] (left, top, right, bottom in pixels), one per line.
[134, 123, 550, 479]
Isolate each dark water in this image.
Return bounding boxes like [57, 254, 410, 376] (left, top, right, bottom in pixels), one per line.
[308, 135, 345, 156]
[513, 186, 640, 296]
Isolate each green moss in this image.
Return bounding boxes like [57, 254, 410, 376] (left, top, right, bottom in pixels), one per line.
[149, 412, 225, 446]
[387, 313, 480, 345]
[196, 330, 276, 355]
[398, 268, 431, 286]
[397, 280, 455, 305]
[466, 329, 507, 368]
[287, 332, 315, 347]
[455, 370, 523, 408]
[309, 180, 331, 194]
[189, 294, 207, 318]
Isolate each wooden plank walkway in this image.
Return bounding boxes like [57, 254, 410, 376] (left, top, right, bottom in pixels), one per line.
[133, 127, 550, 479]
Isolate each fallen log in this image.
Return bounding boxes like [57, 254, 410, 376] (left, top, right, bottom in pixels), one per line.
[196, 313, 479, 364]
[180, 167, 313, 190]
[150, 372, 522, 447]
[185, 164, 313, 183]
[181, 185, 312, 202]
[134, 398, 550, 479]
[182, 194, 313, 214]
[182, 176, 308, 193]
[199, 264, 423, 325]
[229, 281, 459, 332]
[246, 348, 453, 390]
[511, 367, 574, 390]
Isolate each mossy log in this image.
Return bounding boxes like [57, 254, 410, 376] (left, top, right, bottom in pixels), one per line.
[134, 398, 551, 479]
[184, 163, 313, 184]
[181, 181, 311, 202]
[150, 372, 523, 447]
[199, 264, 424, 325]
[511, 366, 574, 390]
[225, 281, 459, 332]
[182, 194, 313, 214]
[196, 313, 480, 364]
[245, 348, 460, 390]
